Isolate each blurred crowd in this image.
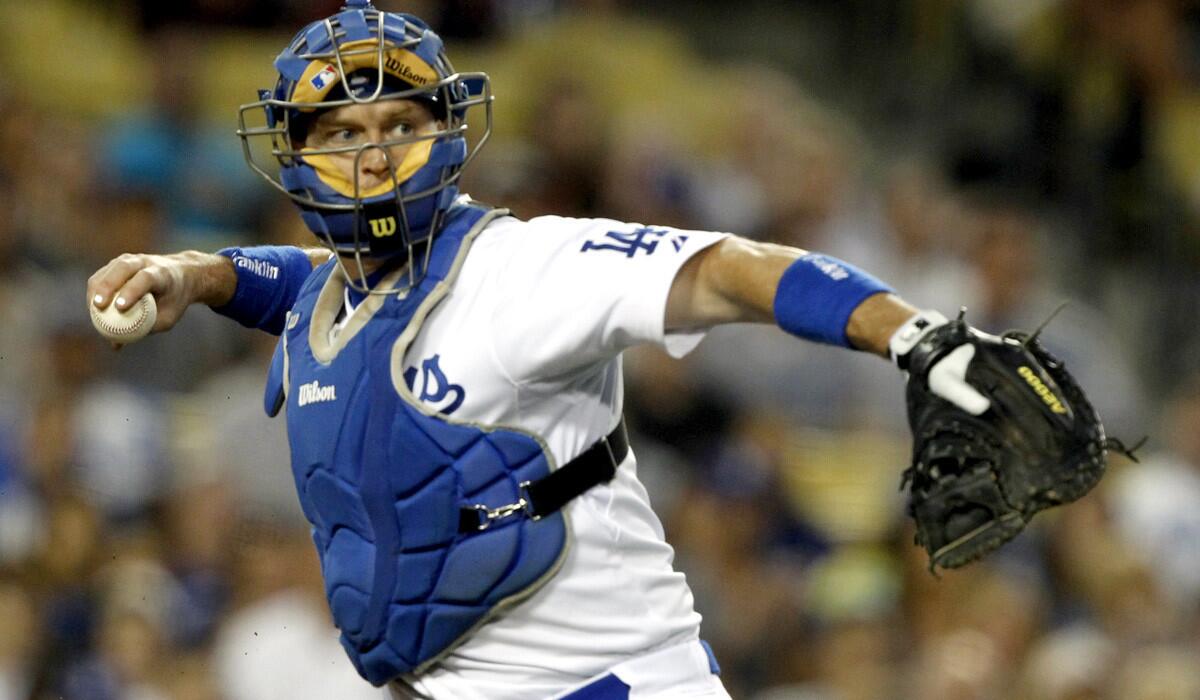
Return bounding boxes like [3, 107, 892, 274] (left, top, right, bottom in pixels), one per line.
[1, 0, 1199, 699]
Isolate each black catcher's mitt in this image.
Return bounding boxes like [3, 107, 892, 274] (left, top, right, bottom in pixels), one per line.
[895, 313, 1133, 571]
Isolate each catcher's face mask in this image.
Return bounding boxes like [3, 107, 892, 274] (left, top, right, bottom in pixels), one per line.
[237, 0, 493, 293]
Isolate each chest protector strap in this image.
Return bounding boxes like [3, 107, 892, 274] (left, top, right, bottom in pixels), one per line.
[458, 418, 629, 533]
[271, 202, 575, 685]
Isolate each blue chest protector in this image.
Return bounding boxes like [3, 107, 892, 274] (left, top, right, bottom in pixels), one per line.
[264, 203, 568, 686]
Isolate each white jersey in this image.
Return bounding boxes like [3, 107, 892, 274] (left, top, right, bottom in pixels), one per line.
[378, 213, 727, 698]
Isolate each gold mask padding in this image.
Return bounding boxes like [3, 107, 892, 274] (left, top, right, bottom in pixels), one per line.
[292, 39, 440, 108]
[302, 138, 436, 199]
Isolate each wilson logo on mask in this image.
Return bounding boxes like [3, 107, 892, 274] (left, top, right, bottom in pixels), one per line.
[370, 217, 397, 238]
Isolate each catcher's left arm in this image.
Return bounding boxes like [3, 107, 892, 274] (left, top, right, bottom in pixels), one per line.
[663, 238, 1124, 570]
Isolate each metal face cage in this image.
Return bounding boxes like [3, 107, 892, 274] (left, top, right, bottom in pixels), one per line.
[236, 6, 494, 294]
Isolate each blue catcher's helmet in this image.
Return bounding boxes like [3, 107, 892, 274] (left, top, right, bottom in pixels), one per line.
[238, 0, 492, 271]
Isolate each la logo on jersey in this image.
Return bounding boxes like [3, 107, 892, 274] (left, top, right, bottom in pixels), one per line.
[297, 380, 337, 407]
[581, 226, 689, 258]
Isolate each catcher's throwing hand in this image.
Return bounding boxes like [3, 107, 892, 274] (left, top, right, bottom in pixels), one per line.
[888, 310, 1132, 571]
[87, 252, 237, 336]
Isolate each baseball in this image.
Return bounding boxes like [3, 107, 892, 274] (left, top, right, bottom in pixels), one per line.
[90, 293, 157, 344]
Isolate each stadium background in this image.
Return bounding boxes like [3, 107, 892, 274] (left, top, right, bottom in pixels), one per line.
[1, 0, 1199, 698]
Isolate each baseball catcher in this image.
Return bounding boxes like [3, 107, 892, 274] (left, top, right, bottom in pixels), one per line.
[85, 0, 1143, 693]
[889, 309, 1141, 571]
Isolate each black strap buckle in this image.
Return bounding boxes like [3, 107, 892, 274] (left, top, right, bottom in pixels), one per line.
[458, 419, 629, 535]
[462, 482, 538, 532]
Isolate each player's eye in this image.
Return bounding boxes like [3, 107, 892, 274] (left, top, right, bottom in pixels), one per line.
[315, 127, 359, 146]
[387, 122, 415, 139]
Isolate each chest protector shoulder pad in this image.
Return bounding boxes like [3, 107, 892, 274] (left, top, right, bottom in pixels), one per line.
[267, 203, 568, 685]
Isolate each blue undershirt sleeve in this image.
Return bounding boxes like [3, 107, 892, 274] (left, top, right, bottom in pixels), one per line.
[211, 246, 316, 335]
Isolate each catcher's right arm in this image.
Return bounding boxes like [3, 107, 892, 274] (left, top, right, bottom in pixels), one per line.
[889, 310, 1140, 571]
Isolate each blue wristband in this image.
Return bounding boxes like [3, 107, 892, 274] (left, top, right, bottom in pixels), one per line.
[212, 246, 315, 335]
[773, 253, 894, 348]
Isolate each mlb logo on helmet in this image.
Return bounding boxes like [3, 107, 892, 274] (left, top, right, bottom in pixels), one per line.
[311, 66, 338, 91]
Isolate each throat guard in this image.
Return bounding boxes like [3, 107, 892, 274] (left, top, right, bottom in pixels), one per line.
[267, 202, 568, 685]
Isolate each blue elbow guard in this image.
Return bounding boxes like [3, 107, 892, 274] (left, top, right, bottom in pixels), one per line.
[773, 253, 894, 348]
[212, 246, 314, 335]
